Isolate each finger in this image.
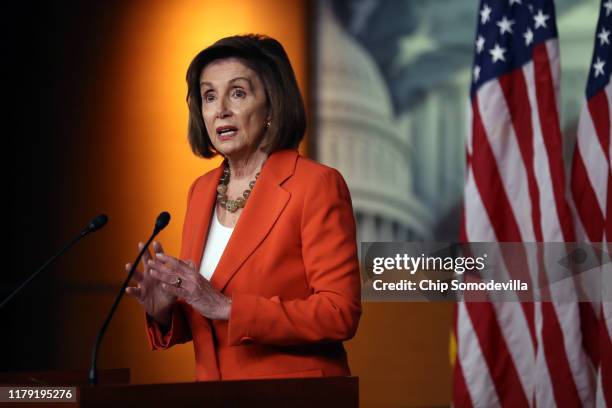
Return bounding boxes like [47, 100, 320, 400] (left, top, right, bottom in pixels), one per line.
[149, 265, 180, 284]
[152, 241, 165, 255]
[146, 258, 171, 277]
[155, 253, 193, 280]
[177, 259, 199, 281]
[152, 258, 198, 289]
[152, 271, 189, 297]
[127, 262, 144, 283]
[139, 242, 153, 271]
[154, 252, 180, 269]
[125, 286, 143, 299]
[159, 281, 187, 298]
[150, 267, 197, 298]
[155, 254, 195, 274]
[147, 257, 191, 282]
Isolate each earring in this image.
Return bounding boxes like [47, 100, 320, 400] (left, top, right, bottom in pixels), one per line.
[265, 120, 271, 129]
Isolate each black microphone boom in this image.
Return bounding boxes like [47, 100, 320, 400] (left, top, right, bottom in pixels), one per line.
[89, 211, 171, 385]
[82, 214, 108, 236]
[0, 214, 109, 310]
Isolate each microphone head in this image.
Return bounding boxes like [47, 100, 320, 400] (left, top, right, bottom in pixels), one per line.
[88, 214, 108, 233]
[154, 211, 171, 232]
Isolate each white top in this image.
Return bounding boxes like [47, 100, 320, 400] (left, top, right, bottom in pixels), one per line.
[199, 206, 234, 280]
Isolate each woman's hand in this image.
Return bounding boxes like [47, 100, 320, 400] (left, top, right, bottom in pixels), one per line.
[147, 253, 232, 320]
[125, 241, 177, 326]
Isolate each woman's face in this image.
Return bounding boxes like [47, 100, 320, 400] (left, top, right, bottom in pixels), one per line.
[200, 58, 269, 160]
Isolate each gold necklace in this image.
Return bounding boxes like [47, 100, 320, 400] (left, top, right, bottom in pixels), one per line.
[217, 165, 260, 213]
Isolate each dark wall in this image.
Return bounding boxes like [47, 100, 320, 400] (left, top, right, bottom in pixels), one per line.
[3, 1, 124, 372]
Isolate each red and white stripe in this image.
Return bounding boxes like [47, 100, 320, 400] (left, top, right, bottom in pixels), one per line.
[456, 37, 602, 407]
[571, 71, 612, 407]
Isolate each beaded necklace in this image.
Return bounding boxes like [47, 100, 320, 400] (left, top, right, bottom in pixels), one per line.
[217, 165, 260, 213]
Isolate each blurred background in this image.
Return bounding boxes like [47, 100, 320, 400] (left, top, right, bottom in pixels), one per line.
[2, 0, 598, 406]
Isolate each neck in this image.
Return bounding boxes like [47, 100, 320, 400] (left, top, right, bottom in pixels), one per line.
[226, 149, 268, 180]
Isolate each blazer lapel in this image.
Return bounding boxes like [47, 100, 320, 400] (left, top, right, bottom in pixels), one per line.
[210, 150, 298, 292]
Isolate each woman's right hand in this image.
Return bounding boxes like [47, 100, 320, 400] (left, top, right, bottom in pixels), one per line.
[125, 241, 177, 326]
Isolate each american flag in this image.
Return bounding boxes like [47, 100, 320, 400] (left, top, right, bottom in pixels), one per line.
[570, 0, 612, 405]
[456, 0, 611, 406]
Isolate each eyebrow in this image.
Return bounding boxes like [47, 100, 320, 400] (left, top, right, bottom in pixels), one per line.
[200, 76, 253, 88]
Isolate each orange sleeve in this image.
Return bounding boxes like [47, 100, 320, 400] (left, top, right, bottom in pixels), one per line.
[227, 168, 362, 346]
[145, 301, 192, 350]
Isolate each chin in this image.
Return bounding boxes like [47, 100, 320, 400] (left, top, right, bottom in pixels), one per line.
[214, 139, 237, 152]
[216, 145, 245, 159]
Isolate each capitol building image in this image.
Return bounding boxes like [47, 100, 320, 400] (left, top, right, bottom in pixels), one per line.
[315, 3, 451, 244]
[313, 1, 594, 245]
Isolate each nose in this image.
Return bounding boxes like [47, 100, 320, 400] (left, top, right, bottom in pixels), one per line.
[216, 98, 232, 119]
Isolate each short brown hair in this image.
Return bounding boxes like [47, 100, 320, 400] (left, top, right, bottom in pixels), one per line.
[186, 34, 306, 158]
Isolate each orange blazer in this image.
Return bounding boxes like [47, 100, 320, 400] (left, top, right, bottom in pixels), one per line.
[145, 149, 362, 381]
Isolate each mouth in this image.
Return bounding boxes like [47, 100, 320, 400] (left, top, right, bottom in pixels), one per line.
[216, 125, 238, 140]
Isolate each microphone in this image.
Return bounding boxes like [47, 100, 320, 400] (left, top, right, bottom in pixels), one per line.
[82, 214, 108, 236]
[154, 211, 171, 233]
[89, 211, 171, 385]
[0, 214, 109, 310]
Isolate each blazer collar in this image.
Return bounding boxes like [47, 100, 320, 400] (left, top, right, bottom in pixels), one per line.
[189, 149, 299, 292]
[254, 148, 298, 185]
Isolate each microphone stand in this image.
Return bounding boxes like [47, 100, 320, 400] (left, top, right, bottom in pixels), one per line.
[89, 212, 169, 385]
[1, 215, 108, 310]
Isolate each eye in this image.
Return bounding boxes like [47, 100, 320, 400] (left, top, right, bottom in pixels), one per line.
[202, 92, 216, 103]
[231, 88, 246, 98]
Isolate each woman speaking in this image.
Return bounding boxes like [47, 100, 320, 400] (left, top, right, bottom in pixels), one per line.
[126, 34, 362, 381]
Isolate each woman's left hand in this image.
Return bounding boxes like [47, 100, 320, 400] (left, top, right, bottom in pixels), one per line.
[147, 253, 232, 320]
